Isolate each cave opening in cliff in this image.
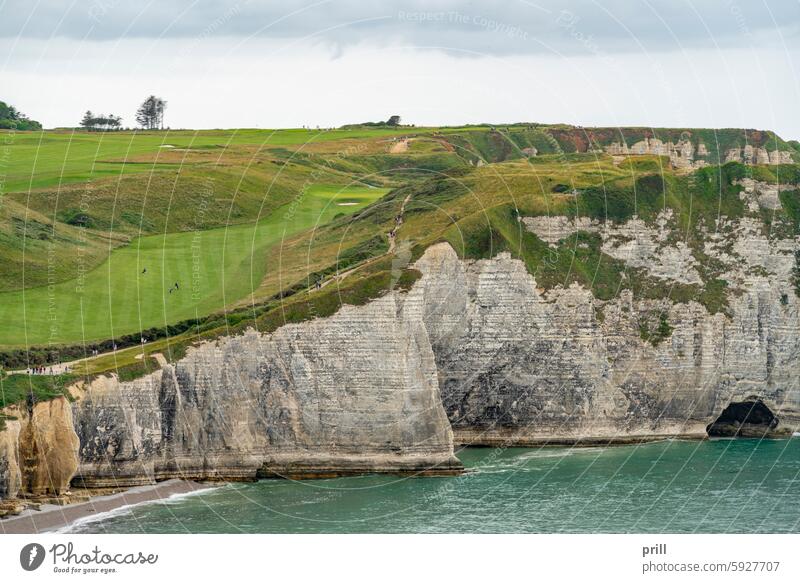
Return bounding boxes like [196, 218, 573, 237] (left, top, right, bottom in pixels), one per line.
[706, 399, 779, 438]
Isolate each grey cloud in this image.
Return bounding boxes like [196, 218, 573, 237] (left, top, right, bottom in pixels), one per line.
[0, 0, 797, 55]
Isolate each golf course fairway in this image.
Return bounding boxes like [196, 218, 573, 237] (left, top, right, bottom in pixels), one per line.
[0, 184, 388, 347]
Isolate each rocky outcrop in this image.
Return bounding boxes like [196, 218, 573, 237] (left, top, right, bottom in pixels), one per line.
[521, 215, 600, 245]
[606, 138, 793, 169]
[725, 146, 792, 165]
[734, 178, 797, 211]
[413, 241, 800, 445]
[522, 211, 703, 285]
[0, 397, 79, 499]
[69, 292, 461, 488]
[598, 211, 703, 285]
[605, 138, 706, 170]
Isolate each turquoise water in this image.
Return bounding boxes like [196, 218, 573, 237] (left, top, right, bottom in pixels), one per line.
[70, 439, 800, 533]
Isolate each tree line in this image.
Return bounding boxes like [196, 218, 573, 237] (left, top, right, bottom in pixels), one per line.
[0, 100, 42, 130]
[80, 111, 122, 131]
[78, 95, 167, 132]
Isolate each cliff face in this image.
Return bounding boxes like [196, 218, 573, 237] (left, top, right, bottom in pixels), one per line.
[70, 291, 460, 488]
[0, 397, 79, 499]
[604, 137, 794, 170]
[414, 226, 799, 444]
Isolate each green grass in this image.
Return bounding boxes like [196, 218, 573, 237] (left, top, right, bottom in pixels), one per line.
[0, 128, 420, 194]
[0, 373, 75, 409]
[0, 184, 388, 346]
[3, 124, 800, 372]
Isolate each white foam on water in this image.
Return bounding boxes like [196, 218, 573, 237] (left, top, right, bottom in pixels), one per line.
[54, 485, 222, 533]
[515, 450, 580, 461]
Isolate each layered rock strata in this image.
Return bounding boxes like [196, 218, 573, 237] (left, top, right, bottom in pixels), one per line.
[1, 292, 461, 496]
[604, 138, 793, 169]
[0, 397, 78, 499]
[413, 241, 799, 445]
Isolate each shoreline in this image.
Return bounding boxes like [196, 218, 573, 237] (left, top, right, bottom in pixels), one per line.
[0, 479, 212, 534]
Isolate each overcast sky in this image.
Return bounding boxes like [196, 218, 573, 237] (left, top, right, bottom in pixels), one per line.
[2, 0, 799, 138]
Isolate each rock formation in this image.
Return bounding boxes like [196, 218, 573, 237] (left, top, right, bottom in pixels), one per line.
[0, 397, 78, 499]
[521, 216, 600, 245]
[605, 138, 792, 169]
[413, 240, 799, 444]
[734, 178, 796, 211]
[68, 291, 461, 489]
[523, 211, 703, 284]
[725, 146, 792, 165]
[605, 138, 706, 170]
[2, 169, 800, 499]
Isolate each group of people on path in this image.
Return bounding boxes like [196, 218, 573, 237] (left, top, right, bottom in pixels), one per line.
[388, 214, 404, 239]
[26, 365, 68, 376]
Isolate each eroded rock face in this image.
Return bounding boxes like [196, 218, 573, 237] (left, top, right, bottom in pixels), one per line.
[70, 292, 461, 488]
[726, 147, 793, 165]
[521, 215, 600, 245]
[0, 422, 21, 499]
[413, 242, 800, 445]
[604, 138, 706, 170]
[0, 397, 79, 499]
[522, 211, 703, 285]
[734, 178, 797, 212]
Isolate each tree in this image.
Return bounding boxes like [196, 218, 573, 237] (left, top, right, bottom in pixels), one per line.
[135, 95, 166, 130]
[386, 115, 401, 126]
[79, 111, 122, 132]
[80, 110, 94, 130]
[0, 100, 42, 130]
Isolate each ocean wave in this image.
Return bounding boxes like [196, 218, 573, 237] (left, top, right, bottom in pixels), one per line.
[55, 485, 222, 533]
[470, 450, 588, 474]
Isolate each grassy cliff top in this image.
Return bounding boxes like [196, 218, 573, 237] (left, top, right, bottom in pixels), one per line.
[1, 123, 799, 379]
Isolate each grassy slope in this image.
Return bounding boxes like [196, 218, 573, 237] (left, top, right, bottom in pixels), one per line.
[247, 154, 800, 319]
[0, 128, 423, 193]
[0, 373, 73, 408]
[1, 124, 799, 378]
[0, 184, 388, 346]
[0, 129, 418, 292]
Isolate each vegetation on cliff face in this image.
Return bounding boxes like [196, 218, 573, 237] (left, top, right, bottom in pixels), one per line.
[0, 373, 75, 422]
[639, 313, 674, 346]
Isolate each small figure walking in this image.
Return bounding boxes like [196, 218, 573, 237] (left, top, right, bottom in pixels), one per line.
[142, 268, 147, 274]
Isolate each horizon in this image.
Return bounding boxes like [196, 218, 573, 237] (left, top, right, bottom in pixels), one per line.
[8, 121, 800, 142]
[1, 0, 798, 140]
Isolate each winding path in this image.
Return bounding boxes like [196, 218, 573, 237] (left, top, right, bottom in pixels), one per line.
[319, 192, 413, 290]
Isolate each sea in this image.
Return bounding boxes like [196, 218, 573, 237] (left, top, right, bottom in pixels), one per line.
[66, 438, 800, 533]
